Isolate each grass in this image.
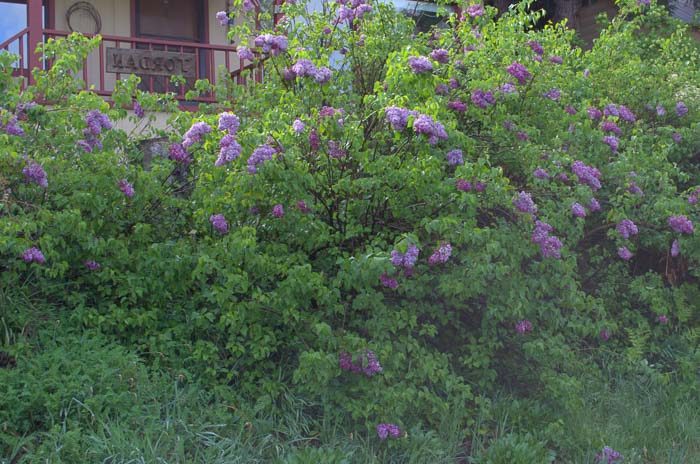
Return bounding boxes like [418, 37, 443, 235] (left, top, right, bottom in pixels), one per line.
[0, 301, 697, 463]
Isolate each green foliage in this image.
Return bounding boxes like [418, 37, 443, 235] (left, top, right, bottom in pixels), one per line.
[0, 0, 699, 461]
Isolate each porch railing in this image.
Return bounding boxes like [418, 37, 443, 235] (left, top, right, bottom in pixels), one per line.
[0, 28, 264, 104]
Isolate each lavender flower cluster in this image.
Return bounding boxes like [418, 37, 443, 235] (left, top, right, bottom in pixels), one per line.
[169, 143, 192, 165]
[668, 215, 694, 234]
[513, 191, 537, 214]
[428, 242, 452, 265]
[339, 350, 383, 377]
[412, 113, 448, 145]
[2, 116, 24, 136]
[118, 179, 135, 198]
[506, 61, 531, 85]
[391, 244, 420, 270]
[532, 220, 563, 259]
[22, 161, 48, 188]
[515, 319, 533, 334]
[210, 214, 229, 234]
[248, 144, 276, 173]
[376, 423, 402, 440]
[336, 0, 373, 24]
[79, 110, 112, 152]
[571, 161, 602, 191]
[408, 56, 433, 73]
[216, 112, 244, 167]
[253, 34, 288, 56]
[288, 59, 333, 84]
[22, 247, 46, 264]
[446, 149, 464, 166]
[471, 89, 495, 109]
[182, 121, 212, 149]
[596, 446, 623, 464]
[616, 219, 638, 239]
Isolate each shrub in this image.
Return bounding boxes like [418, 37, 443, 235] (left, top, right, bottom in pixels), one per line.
[0, 0, 698, 455]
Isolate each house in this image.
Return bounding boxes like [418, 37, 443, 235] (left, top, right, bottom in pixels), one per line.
[0, 0, 267, 104]
[1, 0, 696, 104]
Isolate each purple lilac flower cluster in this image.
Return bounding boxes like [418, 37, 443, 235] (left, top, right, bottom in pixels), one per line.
[513, 191, 537, 214]
[217, 135, 243, 166]
[133, 101, 145, 118]
[657, 314, 669, 324]
[596, 446, 623, 464]
[22, 161, 48, 188]
[247, 144, 276, 173]
[627, 181, 643, 196]
[616, 219, 638, 239]
[446, 149, 464, 166]
[571, 161, 602, 191]
[377, 423, 402, 440]
[288, 59, 333, 84]
[22, 247, 46, 264]
[272, 204, 285, 218]
[600, 120, 621, 135]
[531, 221, 563, 259]
[471, 89, 496, 109]
[465, 3, 485, 17]
[604, 103, 636, 123]
[571, 202, 586, 218]
[430, 48, 449, 63]
[3, 116, 24, 136]
[209, 214, 229, 234]
[253, 34, 288, 55]
[515, 319, 533, 334]
[218, 112, 240, 135]
[527, 40, 544, 55]
[391, 244, 420, 270]
[339, 350, 383, 377]
[671, 239, 681, 257]
[549, 55, 563, 64]
[384, 106, 412, 131]
[543, 88, 561, 101]
[500, 82, 517, 94]
[618, 246, 633, 260]
[327, 140, 347, 159]
[182, 121, 212, 149]
[216, 10, 229, 26]
[379, 273, 399, 289]
[169, 143, 192, 165]
[688, 188, 699, 205]
[533, 168, 549, 179]
[589, 198, 601, 212]
[336, 0, 373, 24]
[447, 100, 467, 112]
[506, 61, 531, 85]
[668, 215, 693, 234]
[471, 89, 495, 109]
[603, 135, 619, 153]
[84, 260, 101, 271]
[676, 101, 688, 117]
[412, 114, 448, 145]
[79, 110, 112, 152]
[237, 46, 254, 61]
[408, 56, 433, 73]
[292, 119, 305, 134]
[587, 107, 603, 120]
[600, 328, 611, 341]
[118, 179, 135, 198]
[428, 242, 452, 265]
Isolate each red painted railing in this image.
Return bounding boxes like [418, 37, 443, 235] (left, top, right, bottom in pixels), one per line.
[0, 27, 30, 81]
[1, 28, 264, 103]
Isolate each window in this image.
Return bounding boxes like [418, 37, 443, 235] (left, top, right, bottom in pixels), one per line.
[136, 0, 204, 42]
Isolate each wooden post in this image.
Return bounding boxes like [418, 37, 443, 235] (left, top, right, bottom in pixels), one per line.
[27, 0, 43, 84]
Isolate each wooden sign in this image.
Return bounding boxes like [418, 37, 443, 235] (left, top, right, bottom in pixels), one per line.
[106, 48, 196, 77]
